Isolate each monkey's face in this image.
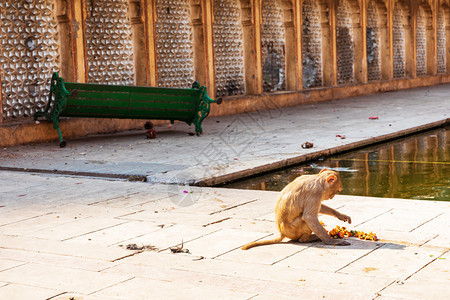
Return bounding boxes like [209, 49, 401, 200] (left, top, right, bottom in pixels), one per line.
[325, 173, 343, 200]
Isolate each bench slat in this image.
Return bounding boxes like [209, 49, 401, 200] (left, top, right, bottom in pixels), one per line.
[72, 90, 129, 100]
[67, 98, 129, 108]
[131, 93, 197, 103]
[66, 98, 197, 110]
[62, 107, 195, 120]
[64, 83, 199, 96]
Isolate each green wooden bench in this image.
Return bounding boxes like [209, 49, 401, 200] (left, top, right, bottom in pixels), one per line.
[34, 72, 222, 147]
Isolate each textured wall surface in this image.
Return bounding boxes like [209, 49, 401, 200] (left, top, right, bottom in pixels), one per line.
[155, 0, 195, 88]
[213, 0, 245, 97]
[367, 0, 381, 81]
[261, 0, 286, 92]
[415, 7, 427, 76]
[393, 3, 406, 79]
[85, 0, 135, 85]
[302, 0, 322, 88]
[0, 0, 60, 120]
[437, 8, 446, 74]
[336, 0, 354, 85]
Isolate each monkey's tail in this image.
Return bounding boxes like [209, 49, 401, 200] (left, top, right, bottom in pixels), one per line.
[241, 235, 284, 250]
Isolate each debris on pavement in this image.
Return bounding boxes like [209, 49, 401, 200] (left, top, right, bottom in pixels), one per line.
[301, 142, 314, 149]
[170, 240, 190, 254]
[122, 243, 159, 251]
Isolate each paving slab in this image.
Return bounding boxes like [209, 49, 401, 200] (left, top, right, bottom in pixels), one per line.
[0, 258, 26, 272]
[0, 283, 62, 299]
[0, 263, 133, 295]
[0, 234, 132, 261]
[338, 244, 446, 280]
[92, 276, 256, 299]
[0, 248, 116, 272]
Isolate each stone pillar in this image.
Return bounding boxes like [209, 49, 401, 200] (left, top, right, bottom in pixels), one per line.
[411, 4, 417, 77]
[202, 0, 216, 96]
[360, 0, 368, 83]
[294, 0, 303, 90]
[330, 0, 338, 86]
[431, 0, 438, 75]
[388, 0, 394, 79]
[143, 0, 157, 86]
[240, 0, 261, 95]
[254, 0, 263, 94]
[71, 0, 87, 83]
[129, 0, 146, 86]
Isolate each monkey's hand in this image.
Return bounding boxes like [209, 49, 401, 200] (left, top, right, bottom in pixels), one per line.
[338, 213, 351, 224]
[323, 238, 351, 246]
[333, 240, 351, 246]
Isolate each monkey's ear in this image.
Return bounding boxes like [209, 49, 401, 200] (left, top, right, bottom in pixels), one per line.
[319, 168, 328, 174]
[326, 174, 337, 184]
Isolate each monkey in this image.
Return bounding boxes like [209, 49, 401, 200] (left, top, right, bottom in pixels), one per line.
[242, 168, 351, 250]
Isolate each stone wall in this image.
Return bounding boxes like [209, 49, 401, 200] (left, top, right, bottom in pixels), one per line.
[437, 8, 446, 74]
[1, 0, 449, 145]
[302, 0, 322, 88]
[336, 0, 354, 85]
[367, 0, 381, 81]
[0, 0, 60, 120]
[261, 0, 286, 92]
[416, 7, 427, 76]
[85, 0, 135, 85]
[213, 0, 246, 97]
[393, 2, 406, 79]
[155, 0, 195, 88]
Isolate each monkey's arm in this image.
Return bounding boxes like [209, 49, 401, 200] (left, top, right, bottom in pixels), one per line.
[303, 203, 350, 246]
[320, 204, 352, 224]
[302, 203, 335, 244]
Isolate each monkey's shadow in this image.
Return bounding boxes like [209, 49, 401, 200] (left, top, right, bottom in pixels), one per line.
[287, 238, 406, 250]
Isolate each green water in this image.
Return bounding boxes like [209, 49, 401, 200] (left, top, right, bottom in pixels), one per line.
[224, 126, 450, 201]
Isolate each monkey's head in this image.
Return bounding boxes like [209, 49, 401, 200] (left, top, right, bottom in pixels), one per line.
[319, 168, 343, 200]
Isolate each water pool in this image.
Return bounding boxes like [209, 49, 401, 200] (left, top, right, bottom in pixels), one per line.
[223, 125, 450, 201]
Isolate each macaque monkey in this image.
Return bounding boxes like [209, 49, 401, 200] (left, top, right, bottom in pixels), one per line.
[242, 168, 351, 250]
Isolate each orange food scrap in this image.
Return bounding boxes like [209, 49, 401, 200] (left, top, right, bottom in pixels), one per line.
[327, 225, 378, 241]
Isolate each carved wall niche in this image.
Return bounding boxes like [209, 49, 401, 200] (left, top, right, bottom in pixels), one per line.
[155, 0, 195, 88]
[0, 0, 61, 121]
[302, 0, 323, 88]
[213, 0, 246, 97]
[367, 0, 388, 81]
[84, 0, 135, 85]
[415, 2, 433, 76]
[336, 0, 354, 85]
[261, 0, 286, 92]
[393, 0, 413, 78]
[436, 2, 450, 74]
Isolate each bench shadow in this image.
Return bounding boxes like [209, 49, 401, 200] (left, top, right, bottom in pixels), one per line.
[67, 127, 192, 146]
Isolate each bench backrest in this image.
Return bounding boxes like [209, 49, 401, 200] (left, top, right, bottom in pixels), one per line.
[61, 82, 201, 122]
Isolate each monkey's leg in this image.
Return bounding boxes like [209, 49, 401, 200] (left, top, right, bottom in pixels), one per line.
[295, 220, 320, 243]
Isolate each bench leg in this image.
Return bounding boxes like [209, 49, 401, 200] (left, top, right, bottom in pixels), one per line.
[57, 128, 67, 148]
[53, 119, 66, 148]
[193, 121, 203, 135]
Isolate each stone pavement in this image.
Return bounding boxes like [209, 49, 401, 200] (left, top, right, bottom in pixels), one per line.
[0, 171, 449, 299]
[0, 84, 449, 299]
[0, 84, 449, 185]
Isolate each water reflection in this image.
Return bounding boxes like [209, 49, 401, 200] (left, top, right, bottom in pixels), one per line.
[224, 126, 450, 201]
